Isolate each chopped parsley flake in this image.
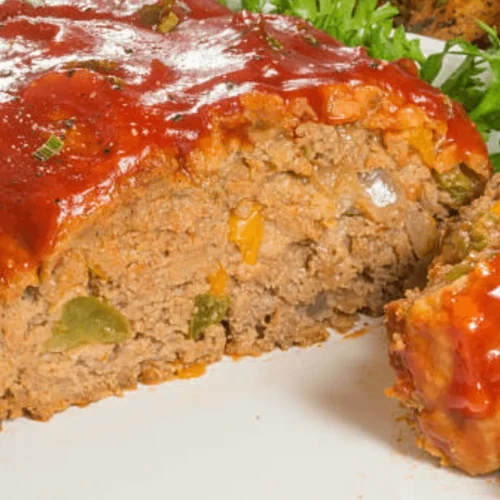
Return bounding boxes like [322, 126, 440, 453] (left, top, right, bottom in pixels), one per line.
[33, 135, 64, 162]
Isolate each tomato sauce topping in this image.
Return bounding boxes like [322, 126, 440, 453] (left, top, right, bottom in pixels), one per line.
[0, 0, 489, 285]
[439, 253, 500, 418]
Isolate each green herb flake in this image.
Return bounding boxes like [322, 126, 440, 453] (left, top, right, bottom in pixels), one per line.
[188, 294, 230, 341]
[266, 34, 283, 51]
[33, 135, 64, 162]
[303, 33, 319, 46]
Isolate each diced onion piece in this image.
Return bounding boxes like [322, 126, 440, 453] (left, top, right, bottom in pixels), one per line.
[358, 169, 399, 208]
[355, 169, 401, 223]
[406, 205, 438, 258]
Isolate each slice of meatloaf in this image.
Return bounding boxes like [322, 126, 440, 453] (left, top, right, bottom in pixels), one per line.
[0, 0, 490, 423]
[386, 0, 500, 44]
[386, 174, 500, 475]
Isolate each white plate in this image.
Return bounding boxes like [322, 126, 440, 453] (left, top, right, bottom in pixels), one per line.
[1, 35, 497, 500]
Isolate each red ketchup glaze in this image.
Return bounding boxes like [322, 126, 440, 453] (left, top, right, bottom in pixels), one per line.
[438, 254, 500, 419]
[0, 0, 489, 285]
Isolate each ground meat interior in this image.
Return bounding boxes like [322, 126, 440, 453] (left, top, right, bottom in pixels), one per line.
[0, 119, 451, 421]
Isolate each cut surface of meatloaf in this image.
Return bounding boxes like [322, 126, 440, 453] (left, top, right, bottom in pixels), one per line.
[386, 174, 500, 476]
[0, 0, 490, 423]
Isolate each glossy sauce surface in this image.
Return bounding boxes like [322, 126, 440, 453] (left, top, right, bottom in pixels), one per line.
[0, 0, 489, 285]
[440, 253, 500, 418]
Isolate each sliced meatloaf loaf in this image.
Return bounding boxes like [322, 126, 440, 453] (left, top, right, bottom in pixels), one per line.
[0, 0, 490, 423]
[386, 0, 500, 43]
[386, 174, 500, 475]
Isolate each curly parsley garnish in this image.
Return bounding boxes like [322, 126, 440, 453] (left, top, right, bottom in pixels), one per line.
[420, 21, 500, 157]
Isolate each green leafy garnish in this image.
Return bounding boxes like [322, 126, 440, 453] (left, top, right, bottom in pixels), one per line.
[45, 296, 130, 352]
[491, 153, 500, 172]
[188, 294, 230, 340]
[239, 0, 266, 10]
[33, 135, 64, 161]
[223, 1, 500, 169]
[420, 21, 500, 151]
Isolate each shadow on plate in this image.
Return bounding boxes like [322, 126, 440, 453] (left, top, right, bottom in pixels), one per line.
[303, 332, 434, 465]
[296, 330, 498, 485]
[294, 329, 499, 494]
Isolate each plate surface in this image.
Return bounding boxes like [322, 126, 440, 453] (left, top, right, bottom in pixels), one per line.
[0, 35, 497, 500]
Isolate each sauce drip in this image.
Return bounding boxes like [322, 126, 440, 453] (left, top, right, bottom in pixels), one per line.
[0, 0, 489, 285]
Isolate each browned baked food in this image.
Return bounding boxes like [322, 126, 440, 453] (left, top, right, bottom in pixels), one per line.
[386, 174, 500, 475]
[0, 0, 490, 424]
[389, 0, 500, 43]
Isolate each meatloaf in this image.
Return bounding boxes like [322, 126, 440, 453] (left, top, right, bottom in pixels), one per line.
[0, 0, 490, 423]
[386, 174, 500, 475]
[387, 0, 500, 43]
